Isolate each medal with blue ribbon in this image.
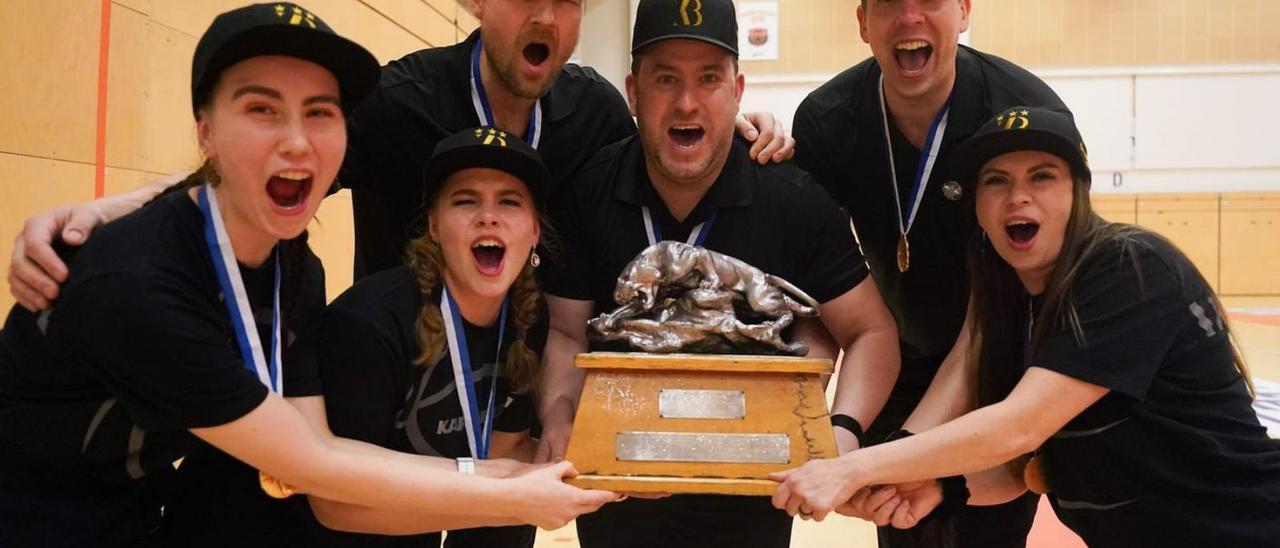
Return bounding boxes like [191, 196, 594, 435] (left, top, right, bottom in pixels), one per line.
[441, 284, 509, 459]
[197, 184, 295, 499]
[197, 184, 282, 392]
[878, 74, 953, 272]
[470, 38, 542, 148]
[642, 206, 715, 247]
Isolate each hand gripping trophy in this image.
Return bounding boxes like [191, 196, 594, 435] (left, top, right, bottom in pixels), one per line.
[565, 242, 838, 496]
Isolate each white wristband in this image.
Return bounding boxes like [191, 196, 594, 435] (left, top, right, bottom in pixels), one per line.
[456, 457, 476, 475]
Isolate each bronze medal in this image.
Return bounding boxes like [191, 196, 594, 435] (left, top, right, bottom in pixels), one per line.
[896, 234, 910, 272]
[259, 470, 297, 499]
[1023, 453, 1050, 495]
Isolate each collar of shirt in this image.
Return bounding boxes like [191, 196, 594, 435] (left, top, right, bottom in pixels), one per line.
[863, 45, 989, 152]
[459, 30, 577, 125]
[613, 136, 756, 227]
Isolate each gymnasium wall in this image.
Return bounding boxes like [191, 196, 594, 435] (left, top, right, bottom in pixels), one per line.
[0, 0, 479, 311]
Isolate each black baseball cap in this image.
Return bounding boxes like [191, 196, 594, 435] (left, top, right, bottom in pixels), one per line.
[422, 127, 550, 208]
[954, 106, 1091, 188]
[632, 0, 738, 56]
[191, 3, 380, 116]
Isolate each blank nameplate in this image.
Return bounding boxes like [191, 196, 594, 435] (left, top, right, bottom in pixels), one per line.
[658, 389, 745, 419]
[616, 432, 790, 464]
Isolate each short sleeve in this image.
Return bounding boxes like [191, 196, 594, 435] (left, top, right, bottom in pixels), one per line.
[792, 97, 851, 210]
[316, 306, 407, 447]
[1031, 243, 1186, 400]
[52, 273, 268, 431]
[796, 183, 869, 303]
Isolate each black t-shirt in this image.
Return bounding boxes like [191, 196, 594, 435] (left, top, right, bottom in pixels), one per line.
[303, 266, 547, 547]
[544, 135, 868, 341]
[793, 46, 1069, 389]
[340, 31, 637, 280]
[0, 190, 324, 546]
[1027, 231, 1280, 547]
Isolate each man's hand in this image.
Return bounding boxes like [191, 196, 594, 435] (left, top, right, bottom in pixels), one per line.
[533, 399, 575, 464]
[8, 204, 106, 311]
[736, 111, 796, 164]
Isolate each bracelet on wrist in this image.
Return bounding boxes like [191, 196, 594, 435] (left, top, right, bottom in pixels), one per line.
[829, 413, 866, 447]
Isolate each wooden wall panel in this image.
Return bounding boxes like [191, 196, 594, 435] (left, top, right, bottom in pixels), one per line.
[1092, 194, 1137, 225]
[140, 20, 201, 175]
[1136, 194, 1220, 291]
[739, 0, 868, 76]
[362, 0, 456, 47]
[105, 6, 151, 172]
[309, 190, 356, 302]
[972, 0, 1280, 68]
[1220, 194, 1280, 295]
[0, 0, 100, 164]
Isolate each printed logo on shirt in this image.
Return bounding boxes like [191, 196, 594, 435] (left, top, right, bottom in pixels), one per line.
[1189, 299, 1225, 338]
[437, 416, 465, 435]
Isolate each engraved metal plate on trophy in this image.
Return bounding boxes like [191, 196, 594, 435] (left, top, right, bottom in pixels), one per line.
[563, 352, 837, 496]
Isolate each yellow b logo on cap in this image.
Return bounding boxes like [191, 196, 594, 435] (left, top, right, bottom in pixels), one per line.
[475, 128, 508, 147]
[996, 109, 1030, 130]
[676, 0, 704, 27]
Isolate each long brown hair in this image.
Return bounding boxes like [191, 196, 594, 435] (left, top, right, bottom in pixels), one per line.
[403, 203, 545, 394]
[967, 176, 1253, 407]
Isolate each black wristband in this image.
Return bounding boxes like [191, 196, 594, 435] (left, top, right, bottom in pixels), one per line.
[829, 413, 865, 447]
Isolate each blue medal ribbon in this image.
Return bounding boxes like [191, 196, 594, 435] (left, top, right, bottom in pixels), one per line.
[197, 184, 282, 393]
[878, 74, 953, 243]
[642, 206, 715, 247]
[470, 38, 542, 148]
[440, 284, 509, 459]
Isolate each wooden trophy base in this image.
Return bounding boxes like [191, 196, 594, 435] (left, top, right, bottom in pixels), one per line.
[563, 352, 837, 496]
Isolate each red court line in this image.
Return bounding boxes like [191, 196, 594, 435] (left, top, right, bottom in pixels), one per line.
[93, 0, 112, 199]
[1229, 313, 1280, 327]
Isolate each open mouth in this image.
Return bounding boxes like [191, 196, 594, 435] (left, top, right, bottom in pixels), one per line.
[668, 125, 705, 149]
[523, 43, 550, 67]
[894, 40, 933, 75]
[1005, 221, 1040, 248]
[267, 171, 312, 210]
[472, 238, 507, 276]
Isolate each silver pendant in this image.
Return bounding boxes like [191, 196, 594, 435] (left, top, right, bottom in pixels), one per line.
[941, 180, 963, 201]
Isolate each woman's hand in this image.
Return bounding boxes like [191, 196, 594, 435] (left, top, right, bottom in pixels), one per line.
[506, 460, 618, 530]
[841, 480, 942, 529]
[769, 456, 864, 521]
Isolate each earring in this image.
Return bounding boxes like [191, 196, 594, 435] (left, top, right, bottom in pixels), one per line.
[530, 250, 541, 268]
[205, 165, 221, 186]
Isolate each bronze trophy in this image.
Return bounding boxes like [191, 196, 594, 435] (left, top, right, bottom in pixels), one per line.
[564, 242, 838, 496]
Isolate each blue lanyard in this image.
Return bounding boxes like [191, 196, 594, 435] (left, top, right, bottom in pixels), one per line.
[197, 184, 282, 393]
[440, 284, 509, 459]
[642, 206, 715, 247]
[470, 38, 542, 148]
[878, 74, 953, 238]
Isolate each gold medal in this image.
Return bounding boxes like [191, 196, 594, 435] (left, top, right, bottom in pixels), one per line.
[1023, 453, 1050, 495]
[896, 234, 910, 272]
[259, 470, 297, 499]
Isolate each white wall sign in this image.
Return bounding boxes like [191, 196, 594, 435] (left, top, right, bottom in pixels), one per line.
[738, 2, 779, 61]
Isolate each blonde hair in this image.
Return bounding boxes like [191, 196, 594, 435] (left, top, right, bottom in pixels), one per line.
[404, 236, 542, 394]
